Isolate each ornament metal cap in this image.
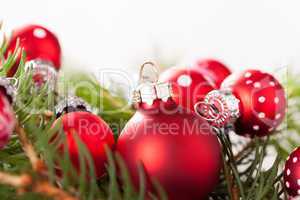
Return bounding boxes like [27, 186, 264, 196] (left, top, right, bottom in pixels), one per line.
[132, 61, 172, 105]
[194, 89, 240, 127]
[55, 95, 92, 118]
[0, 77, 17, 103]
[25, 59, 58, 90]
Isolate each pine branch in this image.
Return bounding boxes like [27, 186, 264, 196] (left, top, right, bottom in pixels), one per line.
[0, 171, 78, 200]
[14, 124, 44, 172]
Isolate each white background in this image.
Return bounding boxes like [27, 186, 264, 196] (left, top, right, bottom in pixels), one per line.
[1, 0, 300, 74]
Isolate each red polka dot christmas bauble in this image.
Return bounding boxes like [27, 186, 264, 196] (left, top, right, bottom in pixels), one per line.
[195, 69, 286, 137]
[284, 147, 300, 197]
[223, 70, 286, 137]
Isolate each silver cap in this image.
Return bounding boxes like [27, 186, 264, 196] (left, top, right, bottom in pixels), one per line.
[55, 96, 92, 118]
[25, 59, 58, 91]
[132, 61, 172, 105]
[194, 89, 240, 127]
[0, 77, 17, 103]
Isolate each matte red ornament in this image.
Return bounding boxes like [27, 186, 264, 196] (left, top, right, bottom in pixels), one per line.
[196, 69, 286, 137]
[0, 91, 15, 149]
[53, 111, 115, 178]
[159, 67, 214, 113]
[117, 103, 221, 200]
[118, 62, 222, 200]
[193, 59, 231, 88]
[284, 147, 300, 197]
[5, 24, 61, 76]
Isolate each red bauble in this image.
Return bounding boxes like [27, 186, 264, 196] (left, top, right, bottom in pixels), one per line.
[117, 100, 221, 200]
[221, 70, 286, 137]
[195, 69, 286, 137]
[159, 67, 214, 113]
[192, 59, 231, 88]
[5, 24, 61, 76]
[284, 147, 300, 197]
[53, 111, 115, 178]
[0, 91, 15, 149]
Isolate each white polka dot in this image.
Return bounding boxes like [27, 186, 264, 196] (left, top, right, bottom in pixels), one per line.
[33, 28, 47, 38]
[244, 72, 252, 78]
[287, 169, 291, 176]
[286, 181, 290, 188]
[293, 157, 298, 163]
[258, 112, 265, 119]
[274, 97, 280, 104]
[269, 81, 275, 86]
[253, 125, 260, 131]
[254, 82, 261, 88]
[275, 113, 281, 119]
[177, 75, 192, 87]
[298, 189, 300, 195]
[246, 80, 253, 85]
[258, 96, 266, 103]
[298, 179, 300, 186]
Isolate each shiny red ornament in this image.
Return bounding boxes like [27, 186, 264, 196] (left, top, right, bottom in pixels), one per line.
[196, 69, 286, 137]
[192, 59, 231, 88]
[284, 147, 300, 197]
[5, 24, 61, 76]
[159, 67, 214, 113]
[0, 91, 15, 149]
[53, 111, 115, 178]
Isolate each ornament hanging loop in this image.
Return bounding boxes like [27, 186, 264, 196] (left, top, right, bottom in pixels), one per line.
[139, 61, 160, 84]
[133, 61, 172, 105]
[194, 101, 220, 122]
[194, 90, 240, 127]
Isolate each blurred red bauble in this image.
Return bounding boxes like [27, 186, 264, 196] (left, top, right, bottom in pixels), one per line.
[53, 111, 115, 178]
[5, 24, 61, 76]
[0, 90, 15, 149]
[284, 147, 300, 197]
[192, 59, 231, 88]
[159, 67, 214, 113]
[118, 84, 221, 200]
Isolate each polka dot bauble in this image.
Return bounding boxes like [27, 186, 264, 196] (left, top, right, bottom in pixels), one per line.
[284, 147, 300, 197]
[195, 69, 286, 137]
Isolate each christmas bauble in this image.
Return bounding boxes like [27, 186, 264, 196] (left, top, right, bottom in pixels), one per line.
[118, 64, 221, 199]
[53, 97, 114, 178]
[5, 24, 61, 77]
[195, 69, 286, 137]
[159, 67, 214, 113]
[0, 91, 15, 149]
[284, 147, 300, 197]
[192, 59, 231, 88]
